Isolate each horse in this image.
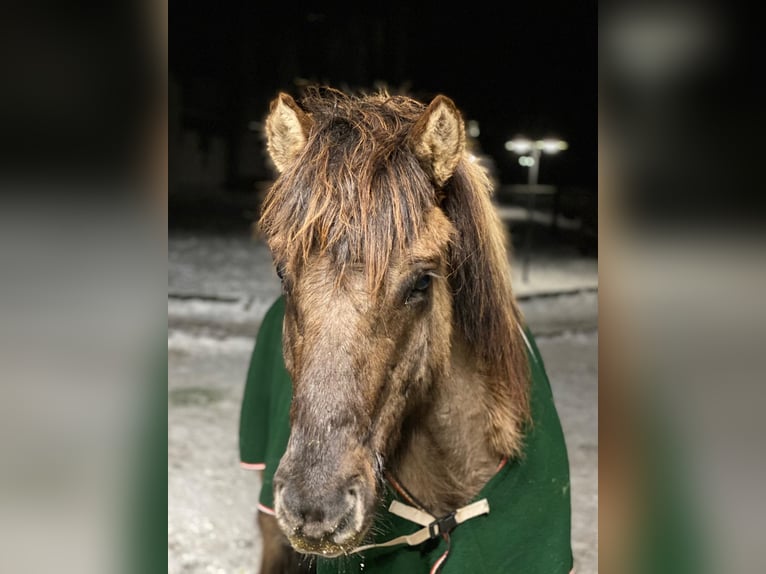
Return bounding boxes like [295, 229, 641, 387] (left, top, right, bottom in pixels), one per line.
[249, 86, 570, 573]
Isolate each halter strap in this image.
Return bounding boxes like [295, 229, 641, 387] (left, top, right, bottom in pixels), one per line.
[348, 498, 490, 555]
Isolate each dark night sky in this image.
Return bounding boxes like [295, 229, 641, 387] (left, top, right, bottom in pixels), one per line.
[171, 1, 596, 187]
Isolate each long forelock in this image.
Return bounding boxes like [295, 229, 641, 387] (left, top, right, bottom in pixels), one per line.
[259, 89, 437, 291]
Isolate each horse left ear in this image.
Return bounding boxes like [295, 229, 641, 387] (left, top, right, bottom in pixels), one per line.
[265, 93, 313, 173]
[409, 95, 466, 186]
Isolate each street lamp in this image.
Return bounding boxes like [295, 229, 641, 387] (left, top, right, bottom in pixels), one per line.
[504, 137, 568, 281]
[504, 137, 568, 187]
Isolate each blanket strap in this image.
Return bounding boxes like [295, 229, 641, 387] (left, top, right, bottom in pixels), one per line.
[348, 499, 490, 555]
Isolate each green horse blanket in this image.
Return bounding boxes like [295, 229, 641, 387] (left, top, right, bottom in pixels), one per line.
[239, 297, 574, 573]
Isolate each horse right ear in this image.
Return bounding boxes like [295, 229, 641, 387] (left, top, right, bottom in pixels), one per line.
[265, 93, 313, 173]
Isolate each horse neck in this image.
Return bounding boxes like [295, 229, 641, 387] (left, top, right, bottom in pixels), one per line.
[389, 336, 501, 516]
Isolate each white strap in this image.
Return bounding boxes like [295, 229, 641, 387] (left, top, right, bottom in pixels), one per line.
[388, 500, 435, 526]
[454, 499, 491, 525]
[349, 498, 490, 555]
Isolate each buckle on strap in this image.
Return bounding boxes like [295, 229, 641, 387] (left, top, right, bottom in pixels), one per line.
[428, 511, 458, 539]
[349, 499, 490, 555]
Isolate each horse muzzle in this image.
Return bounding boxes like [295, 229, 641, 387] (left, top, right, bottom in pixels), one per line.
[272, 449, 377, 556]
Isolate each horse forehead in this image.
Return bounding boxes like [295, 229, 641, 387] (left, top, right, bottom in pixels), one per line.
[295, 262, 371, 314]
[291, 207, 453, 273]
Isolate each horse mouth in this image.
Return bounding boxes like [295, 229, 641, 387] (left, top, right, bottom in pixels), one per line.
[287, 531, 366, 557]
[280, 501, 371, 558]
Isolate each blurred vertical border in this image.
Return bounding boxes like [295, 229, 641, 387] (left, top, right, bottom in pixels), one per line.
[601, 3, 766, 573]
[0, 0, 167, 573]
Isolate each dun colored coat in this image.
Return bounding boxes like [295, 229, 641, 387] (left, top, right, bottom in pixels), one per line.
[240, 86, 573, 573]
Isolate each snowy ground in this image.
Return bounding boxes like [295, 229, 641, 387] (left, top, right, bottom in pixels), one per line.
[168, 232, 598, 574]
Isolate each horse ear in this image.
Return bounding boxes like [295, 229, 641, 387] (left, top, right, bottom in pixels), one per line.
[409, 95, 466, 186]
[265, 93, 313, 173]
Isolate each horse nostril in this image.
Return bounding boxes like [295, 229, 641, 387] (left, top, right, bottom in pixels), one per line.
[346, 474, 362, 498]
[336, 516, 349, 532]
[279, 486, 325, 525]
[300, 505, 325, 524]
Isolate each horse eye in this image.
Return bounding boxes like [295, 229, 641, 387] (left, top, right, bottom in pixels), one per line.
[412, 274, 432, 292]
[275, 264, 285, 281]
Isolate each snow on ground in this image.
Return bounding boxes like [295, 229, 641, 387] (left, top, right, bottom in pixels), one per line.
[536, 331, 599, 574]
[169, 339, 262, 574]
